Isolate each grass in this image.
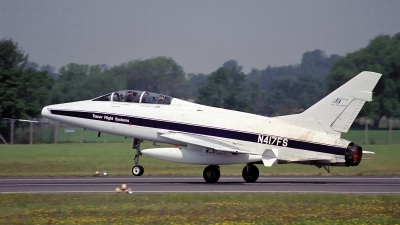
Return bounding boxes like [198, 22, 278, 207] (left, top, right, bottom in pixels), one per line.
[0, 193, 399, 224]
[1, 142, 400, 177]
[342, 129, 400, 145]
[1, 138, 400, 224]
[28, 127, 134, 144]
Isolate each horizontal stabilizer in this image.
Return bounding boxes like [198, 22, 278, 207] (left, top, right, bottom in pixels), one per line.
[363, 151, 375, 154]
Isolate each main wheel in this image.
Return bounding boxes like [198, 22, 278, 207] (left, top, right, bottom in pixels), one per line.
[203, 165, 220, 183]
[242, 164, 259, 182]
[132, 165, 144, 176]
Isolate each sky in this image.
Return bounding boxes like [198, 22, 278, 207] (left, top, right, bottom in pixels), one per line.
[1, 0, 400, 74]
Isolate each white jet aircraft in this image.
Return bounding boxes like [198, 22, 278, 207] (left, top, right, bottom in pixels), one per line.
[41, 71, 381, 183]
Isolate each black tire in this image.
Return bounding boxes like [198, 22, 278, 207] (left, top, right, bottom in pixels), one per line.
[132, 165, 144, 176]
[203, 165, 220, 183]
[242, 164, 259, 183]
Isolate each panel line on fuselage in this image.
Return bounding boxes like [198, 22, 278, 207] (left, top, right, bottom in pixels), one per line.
[48, 109, 346, 156]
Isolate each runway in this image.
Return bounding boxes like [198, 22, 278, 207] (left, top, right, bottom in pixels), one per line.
[1, 176, 400, 194]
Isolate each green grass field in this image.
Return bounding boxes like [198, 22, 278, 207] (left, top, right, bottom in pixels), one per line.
[0, 141, 399, 177]
[342, 129, 400, 145]
[1, 140, 400, 224]
[1, 194, 399, 224]
[25, 127, 134, 144]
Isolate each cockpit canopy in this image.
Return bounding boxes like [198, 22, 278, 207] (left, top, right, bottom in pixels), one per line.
[92, 90, 173, 105]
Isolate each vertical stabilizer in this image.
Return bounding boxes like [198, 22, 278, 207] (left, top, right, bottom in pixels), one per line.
[276, 71, 381, 135]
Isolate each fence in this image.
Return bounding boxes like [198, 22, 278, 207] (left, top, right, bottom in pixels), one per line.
[0, 118, 132, 144]
[0, 117, 399, 145]
[348, 116, 400, 145]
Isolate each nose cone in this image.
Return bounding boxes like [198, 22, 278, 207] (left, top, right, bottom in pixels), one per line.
[41, 106, 51, 119]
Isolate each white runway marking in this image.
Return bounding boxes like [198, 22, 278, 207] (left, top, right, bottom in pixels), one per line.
[1, 177, 400, 181]
[2, 190, 400, 194]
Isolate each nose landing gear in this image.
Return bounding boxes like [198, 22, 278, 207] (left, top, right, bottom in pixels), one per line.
[132, 165, 144, 176]
[132, 138, 144, 176]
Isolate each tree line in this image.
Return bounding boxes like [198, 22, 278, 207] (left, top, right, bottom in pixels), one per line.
[1, 33, 399, 128]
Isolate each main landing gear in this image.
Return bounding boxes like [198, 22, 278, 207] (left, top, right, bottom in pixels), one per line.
[132, 138, 144, 176]
[203, 165, 220, 183]
[242, 164, 259, 183]
[202, 164, 260, 183]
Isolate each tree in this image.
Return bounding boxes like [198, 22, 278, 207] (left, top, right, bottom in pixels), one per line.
[49, 63, 123, 104]
[245, 50, 339, 116]
[0, 39, 27, 70]
[222, 60, 243, 72]
[111, 57, 189, 99]
[197, 67, 253, 113]
[49, 63, 90, 104]
[40, 65, 59, 80]
[187, 73, 207, 99]
[262, 73, 325, 116]
[0, 39, 53, 119]
[327, 33, 400, 120]
[248, 50, 339, 87]
[301, 49, 340, 75]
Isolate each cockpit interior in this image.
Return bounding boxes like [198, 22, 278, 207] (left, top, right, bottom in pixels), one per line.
[92, 90, 173, 105]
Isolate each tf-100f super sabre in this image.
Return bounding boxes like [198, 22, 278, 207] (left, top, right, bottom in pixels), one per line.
[41, 71, 381, 183]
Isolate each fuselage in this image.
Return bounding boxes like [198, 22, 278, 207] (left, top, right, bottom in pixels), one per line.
[42, 97, 351, 166]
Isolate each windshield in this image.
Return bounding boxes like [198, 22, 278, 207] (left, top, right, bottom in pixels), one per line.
[92, 90, 173, 105]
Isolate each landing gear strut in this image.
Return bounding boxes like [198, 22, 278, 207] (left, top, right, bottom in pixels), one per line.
[242, 164, 259, 182]
[132, 138, 144, 176]
[203, 165, 220, 183]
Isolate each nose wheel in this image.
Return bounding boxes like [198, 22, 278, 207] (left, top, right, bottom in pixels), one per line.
[132, 165, 144, 176]
[132, 138, 144, 176]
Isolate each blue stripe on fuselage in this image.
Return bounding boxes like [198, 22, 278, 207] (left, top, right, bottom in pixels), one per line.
[49, 109, 346, 156]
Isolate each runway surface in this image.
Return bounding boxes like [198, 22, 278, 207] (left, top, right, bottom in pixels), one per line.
[1, 176, 400, 194]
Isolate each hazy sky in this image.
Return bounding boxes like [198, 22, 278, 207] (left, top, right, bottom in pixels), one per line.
[2, 0, 400, 74]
